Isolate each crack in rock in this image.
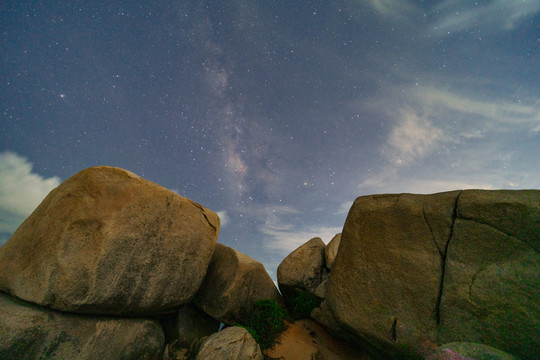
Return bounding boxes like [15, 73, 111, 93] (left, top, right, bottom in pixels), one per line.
[435, 191, 462, 326]
[188, 200, 218, 233]
[391, 318, 398, 342]
[468, 267, 483, 306]
[458, 216, 539, 254]
[422, 205, 443, 257]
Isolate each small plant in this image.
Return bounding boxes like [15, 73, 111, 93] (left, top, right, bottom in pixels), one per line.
[241, 299, 288, 350]
[289, 290, 322, 319]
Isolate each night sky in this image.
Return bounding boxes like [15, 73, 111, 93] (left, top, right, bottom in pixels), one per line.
[2, 1, 540, 278]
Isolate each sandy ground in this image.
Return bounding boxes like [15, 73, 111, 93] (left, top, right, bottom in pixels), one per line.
[264, 319, 375, 360]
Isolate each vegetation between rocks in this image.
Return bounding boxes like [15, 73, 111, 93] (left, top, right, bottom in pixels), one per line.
[289, 290, 322, 320]
[240, 299, 288, 350]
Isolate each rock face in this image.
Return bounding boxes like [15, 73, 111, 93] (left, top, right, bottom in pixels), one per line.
[0, 166, 220, 316]
[0, 291, 164, 360]
[193, 243, 282, 325]
[195, 326, 263, 360]
[325, 233, 341, 270]
[160, 304, 220, 346]
[325, 190, 540, 360]
[277, 237, 326, 301]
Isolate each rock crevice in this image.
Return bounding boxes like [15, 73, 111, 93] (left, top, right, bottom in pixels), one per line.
[435, 191, 461, 326]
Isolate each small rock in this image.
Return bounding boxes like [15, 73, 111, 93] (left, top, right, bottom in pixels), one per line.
[277, 237, 326, 302]
[193, 243, 282, 325]
[195, 326, 263, 360]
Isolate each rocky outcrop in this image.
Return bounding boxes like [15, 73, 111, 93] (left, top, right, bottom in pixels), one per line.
[195, 326, 263, 360]
[193, 243, 282, 325]
[325, 233, 341, 270]
[323, 190, 539, 360]
[0, 291, 164, 360]
[0, 166, 219, 316]
[277, 237, 326, 302]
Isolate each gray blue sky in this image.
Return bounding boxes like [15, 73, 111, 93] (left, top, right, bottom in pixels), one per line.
[2, 0, 540, 278]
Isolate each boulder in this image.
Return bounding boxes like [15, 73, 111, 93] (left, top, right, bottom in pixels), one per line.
[325, 233, 341, 270]
[195, 326, 263, 360]
[277, 237, 326, 301]
[325, 190, 540, 360]
[193, 243, 282, 325]
[439, 190, 539, 360]
[0, 291, 164, 360]
[0, 166, 219, 316]
[427, 342, 520, 360]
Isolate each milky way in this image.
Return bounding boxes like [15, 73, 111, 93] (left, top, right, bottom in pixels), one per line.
[2, 1, 539, 277]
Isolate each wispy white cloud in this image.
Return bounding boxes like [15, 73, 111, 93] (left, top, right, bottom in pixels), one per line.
[432, 0, 540, 35]
[257, 205, 341, 254]
[359, 174, 494, 195]
[365, 0, 421, 20]
[217, 210, 229, 226]
[418, 87, 540, 131]
[337, 201, 353, 215]
[384, 107, 444, 165]
[0, 152, 61, 234]
[356, 79, 540, 196]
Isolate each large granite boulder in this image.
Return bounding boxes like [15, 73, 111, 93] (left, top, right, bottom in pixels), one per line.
[324, 190, 539, 360]
[0, 291, 164, 360]
[193, 243, 282, 325]
[277, 237, 326, 301]
[0, 166, 220, 316]
[195, 326, 263, 360]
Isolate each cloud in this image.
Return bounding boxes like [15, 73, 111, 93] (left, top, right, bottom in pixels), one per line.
[0, 152, 61, 235]
[366, 0, 421, 20]
[262, 222, 342, 254]
[432, 0, 540, 35]
[418, 87, 540, 131]
[359, 176, 494, 195]
[258, 205, 341, 254]
[217, 210, 229, 226]
[337, 201, 353, 215]
[384, 107, 444, 165]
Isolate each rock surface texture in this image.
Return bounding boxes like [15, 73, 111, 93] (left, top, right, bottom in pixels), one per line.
[160, 304, 219, 347]
[277, 237, 326, 301]
[193, 243, 282, 325]
[0, 291, 164, 360]
[324, 190, 539, 360]
[0, 166, 220, 316]
[427, 342, 520, 360]
[325, 233, 341, 270]
[195, 326, 264, 360]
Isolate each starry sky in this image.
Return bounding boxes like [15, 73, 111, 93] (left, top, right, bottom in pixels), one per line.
[1, 1, 540, 278]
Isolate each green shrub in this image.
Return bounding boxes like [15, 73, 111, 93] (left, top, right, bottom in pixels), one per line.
[289, 290, 322, 319]
[241, 299, 288, 350]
